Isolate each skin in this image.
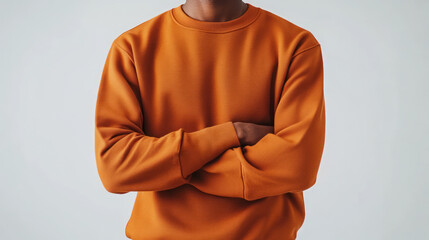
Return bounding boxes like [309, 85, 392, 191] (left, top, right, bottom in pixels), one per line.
[183, 0, 274, 146]
[233, 122, 274, 146]
[182, 0, 248, 22]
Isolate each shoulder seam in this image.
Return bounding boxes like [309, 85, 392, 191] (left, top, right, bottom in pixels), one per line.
[291, 43, 320, 58]
[113, 41, 135, 64]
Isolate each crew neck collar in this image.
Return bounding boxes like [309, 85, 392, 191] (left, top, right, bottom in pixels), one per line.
[170, 3, 261, 33]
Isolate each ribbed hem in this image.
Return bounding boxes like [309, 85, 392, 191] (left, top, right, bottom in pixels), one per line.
[170, 3, 261, 33]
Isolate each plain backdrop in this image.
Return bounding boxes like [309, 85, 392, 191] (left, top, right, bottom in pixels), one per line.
[1, 0, 428, 239]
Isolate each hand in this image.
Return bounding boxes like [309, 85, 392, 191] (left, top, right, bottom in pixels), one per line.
[232, 122, 274, 146]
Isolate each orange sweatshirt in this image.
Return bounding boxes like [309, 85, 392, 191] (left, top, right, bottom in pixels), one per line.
[94, 3, 325, 240]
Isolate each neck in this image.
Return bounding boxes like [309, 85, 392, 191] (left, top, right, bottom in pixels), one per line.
[181, 0, 247, 22]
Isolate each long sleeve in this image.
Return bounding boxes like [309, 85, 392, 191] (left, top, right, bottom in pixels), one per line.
[94, 40, 241, 194]
[188, 43, 326, 201]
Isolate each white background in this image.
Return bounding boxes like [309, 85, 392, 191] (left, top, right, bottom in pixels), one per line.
[1, 0, 428, 239]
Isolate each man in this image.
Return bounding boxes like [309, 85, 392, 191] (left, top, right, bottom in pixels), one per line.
[94, 0, 325, 239]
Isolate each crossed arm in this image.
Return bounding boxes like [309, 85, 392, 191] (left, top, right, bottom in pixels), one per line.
[94, 38, 325, 201]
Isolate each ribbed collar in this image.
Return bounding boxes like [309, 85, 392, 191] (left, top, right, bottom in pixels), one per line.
[170, 3, 261, 33]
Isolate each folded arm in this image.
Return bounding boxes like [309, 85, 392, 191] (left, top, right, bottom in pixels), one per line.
[94, 40, 241, 194]
[188, 43, 326, 201]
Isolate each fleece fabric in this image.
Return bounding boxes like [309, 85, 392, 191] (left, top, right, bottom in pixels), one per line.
[94, 3, 325, 239]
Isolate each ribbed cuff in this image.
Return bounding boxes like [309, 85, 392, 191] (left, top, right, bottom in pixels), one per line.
[179, 121, 241, 179]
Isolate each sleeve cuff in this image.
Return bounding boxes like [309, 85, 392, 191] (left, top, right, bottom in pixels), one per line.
[179, 121, 241, 178]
